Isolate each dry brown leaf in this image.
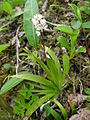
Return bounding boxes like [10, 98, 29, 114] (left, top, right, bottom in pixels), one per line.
[69, 108, 90, 120]
[68, 93, 87, 107]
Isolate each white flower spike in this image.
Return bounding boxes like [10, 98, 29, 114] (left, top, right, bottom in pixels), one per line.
[32, 13, 48, 36]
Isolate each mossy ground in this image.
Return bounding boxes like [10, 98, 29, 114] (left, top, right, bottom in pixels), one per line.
[0, 0, 90, 119]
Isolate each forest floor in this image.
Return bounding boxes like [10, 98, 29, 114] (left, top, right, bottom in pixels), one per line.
[0, 0, 90, 120]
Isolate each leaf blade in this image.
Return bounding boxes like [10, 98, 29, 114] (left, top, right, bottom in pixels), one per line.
[24, 0, 39, 48]
[0, 78, 24, 95]
[58, 36, 70, 51]
[63, 54, 70, 76]
[0, 44, 9, 53]
[53, 100, 68, 120]
[56, 25, 73, 34]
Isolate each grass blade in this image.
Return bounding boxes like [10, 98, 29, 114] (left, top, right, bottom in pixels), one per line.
[53, 100, 68, 120]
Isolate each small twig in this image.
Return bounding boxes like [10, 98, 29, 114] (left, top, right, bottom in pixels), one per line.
[44, 28, 55, 32]
[76, 77, 84, 110]
[42, 0, 48, 12]
[46, 21, 61, 26]
[77, 77, 83, 95]
[15, 25, 21, 74]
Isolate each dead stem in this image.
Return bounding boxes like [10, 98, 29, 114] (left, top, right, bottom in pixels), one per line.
[15, 25, 21, 74]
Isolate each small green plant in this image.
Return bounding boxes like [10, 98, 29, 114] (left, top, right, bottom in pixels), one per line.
[0, 47, 69, 117]
[85, 87, 90, 110]
[3, 1, 13, 15]
[70, 4, 90, 30]
[0, 44, 9, 53]
[14, 83, 39, 118]
[56, 25, 86, 59]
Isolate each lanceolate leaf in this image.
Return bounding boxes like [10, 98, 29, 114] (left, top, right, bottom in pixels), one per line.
[63, 54, 70, 76]
[46, 47, 63, 88]
[53, 100, 68, 120]
[24, 0, 39, 48]
[13, 73, 53, 87]
[47, 58, 59, 86]
[46, 47, 61, 71]
[50, 108, 62, 120]
[29, 94, 53, 116]
[70, 4, 82, 22]
[35, 57, 51, 79]
[70, 30, 80, 58]
[0, 78, 24, 95]
[71, 30, 80, 48]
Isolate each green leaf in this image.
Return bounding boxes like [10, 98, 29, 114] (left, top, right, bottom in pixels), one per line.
[11, 11, 23, 19]
[80, 6, 90, 15]
[46, 47, 61, 71]
[29, 94, 53, 116]
[3, 63, 11, 69]
[63, 54, 70, 76]
[47, 58, 59, 86]
[71, 20, 81, 29]
[75, 47, 86, 55]
[45, 105, 51, 117]
[24, 0, 39, 49]
[56, 25, 73, 34]
[32, 89, 58, 95]
[85, 88, 90, 95]
[9, 0, 26, 6]
[0, 44, 9, 53]
[58, 36, 70, 51]
[46, 47, 63, 88]
[0, 27, 7, 32]
[37, 0, 40, 3]
[86, 0, 90, 2]
[71, 103, 75, 115]
[53, 100, 68, 120]
[13, 73, 55, 89]
[50, 108, 62, 120]
[87, 97, 90, 102]
[0, 78, 24, 95]
[83, 21, 90, 29]
[3, 2, 12, 14]
[35, 57, 51, 79]
[70, 30, 80, 58]
[70, 4, 82, 22]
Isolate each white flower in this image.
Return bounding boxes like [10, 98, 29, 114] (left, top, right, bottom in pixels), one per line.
[32, 13, 48, 36]
[62, 47, 67, 53]
[36, 30, 41, 36]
